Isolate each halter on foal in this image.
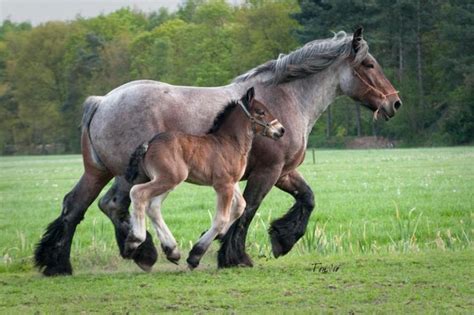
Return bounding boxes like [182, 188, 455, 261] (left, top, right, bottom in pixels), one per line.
[124, 87, 285, 270]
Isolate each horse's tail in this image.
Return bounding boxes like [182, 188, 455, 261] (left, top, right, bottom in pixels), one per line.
[81, 96, 106, 170]
[125, 143, 149, 184]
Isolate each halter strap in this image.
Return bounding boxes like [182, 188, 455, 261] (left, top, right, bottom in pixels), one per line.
[237, 101, 272, 129]
[353, 69, 399, 100]
[353, 69, 399, 121]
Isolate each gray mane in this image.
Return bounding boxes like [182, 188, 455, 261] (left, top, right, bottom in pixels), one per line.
[233, 31, 369, 85]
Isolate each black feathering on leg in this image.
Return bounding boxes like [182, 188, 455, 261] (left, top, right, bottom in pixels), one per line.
[34, 216, 74, 276]
[269, 190, 314, 258]
[217, 221, 253, 268]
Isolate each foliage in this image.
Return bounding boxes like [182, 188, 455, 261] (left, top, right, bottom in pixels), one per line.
[0, 1, 472, 153]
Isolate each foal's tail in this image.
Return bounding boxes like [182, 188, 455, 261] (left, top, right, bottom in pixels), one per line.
[125, 143, 149, 184]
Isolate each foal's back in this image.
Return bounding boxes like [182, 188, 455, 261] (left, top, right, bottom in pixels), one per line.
[143, 131, 246, 187]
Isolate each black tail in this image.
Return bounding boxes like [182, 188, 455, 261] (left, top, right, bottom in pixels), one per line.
[125, 143, 148, 183]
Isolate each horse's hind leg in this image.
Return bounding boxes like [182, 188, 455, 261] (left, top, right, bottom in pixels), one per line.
[147, 192, 181, 264]
[98, 177, 158, 271]
[34, 169, 112, 276]
[270, 170, 315, 257]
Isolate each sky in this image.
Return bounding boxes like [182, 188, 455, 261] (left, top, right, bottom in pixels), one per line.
[0, 0, 182, 26]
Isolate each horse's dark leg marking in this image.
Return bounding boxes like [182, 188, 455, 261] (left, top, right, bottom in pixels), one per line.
[270, 170, 315, 257]
[218, 167, 282, 268]
[98, 177, 158, 271]
[34, 171, 112, 276]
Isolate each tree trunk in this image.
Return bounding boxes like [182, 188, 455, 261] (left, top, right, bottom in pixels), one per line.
[398, 0, 403, 82]
[372, 120, 378, 137]
[416, 0, 424, 107]
[355, 102, 361, 136]
[326, 107, 332, 138]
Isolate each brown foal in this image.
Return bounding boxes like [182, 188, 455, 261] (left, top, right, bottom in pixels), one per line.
[123, 87, 285, 270]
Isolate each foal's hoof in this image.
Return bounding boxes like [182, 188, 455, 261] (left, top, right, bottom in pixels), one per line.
[186, 256, 200, 270]
[161, 245, 181, 265]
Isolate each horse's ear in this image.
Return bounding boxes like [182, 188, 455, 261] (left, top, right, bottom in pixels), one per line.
[242, 87, 255, 108]
[352, 26, 364, 54]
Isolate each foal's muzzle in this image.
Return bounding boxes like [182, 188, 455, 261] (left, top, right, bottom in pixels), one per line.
[265, 120, 285, 140]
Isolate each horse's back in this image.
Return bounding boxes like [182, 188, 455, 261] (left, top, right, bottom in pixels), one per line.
[88, 81, 241, 175]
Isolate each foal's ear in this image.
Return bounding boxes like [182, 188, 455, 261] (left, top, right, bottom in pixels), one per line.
[242, 87, 255, 108]
[352, 26, 364, 54]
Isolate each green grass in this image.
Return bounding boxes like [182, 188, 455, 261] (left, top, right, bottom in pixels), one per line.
[1, 251, 473, 313]
[0, 147, 473, 312]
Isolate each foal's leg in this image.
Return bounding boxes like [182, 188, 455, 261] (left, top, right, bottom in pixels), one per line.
[187, 183, 234, 270]
[98, 177, 158, 271]
[220, 184, 246, 237]
[218, 165, 283, 268]
[124, 179, 180, 262]
[147, 192, 181, 264]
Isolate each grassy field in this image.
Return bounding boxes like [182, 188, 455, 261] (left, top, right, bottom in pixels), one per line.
[0, 147, 473, 312]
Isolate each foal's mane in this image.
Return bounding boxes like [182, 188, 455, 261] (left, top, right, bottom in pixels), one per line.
[233, 31, 369, 85]
[207, 100, 240, 134]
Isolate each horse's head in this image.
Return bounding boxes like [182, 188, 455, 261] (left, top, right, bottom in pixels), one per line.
[339, 27, 402, 120]
[241, 87, 285, 140]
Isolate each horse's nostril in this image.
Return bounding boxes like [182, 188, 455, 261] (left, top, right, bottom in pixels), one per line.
[394, 100, 402, 110]
[280, 127, 285, 135]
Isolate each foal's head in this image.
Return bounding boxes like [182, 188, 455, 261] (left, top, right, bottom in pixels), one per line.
[240, 87, 285, 140]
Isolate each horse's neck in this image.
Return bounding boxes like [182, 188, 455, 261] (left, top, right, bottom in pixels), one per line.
[213, 109, 254, 155]
[284, 64, 342, 137]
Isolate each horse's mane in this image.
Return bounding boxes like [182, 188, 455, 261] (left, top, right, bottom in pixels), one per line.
[233, 31, 369, 85]
[207, 100, 239, 134]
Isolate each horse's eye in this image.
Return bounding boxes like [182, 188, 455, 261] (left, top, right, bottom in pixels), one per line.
[365, 63, 374, 69]
[256, 109, 265, 115]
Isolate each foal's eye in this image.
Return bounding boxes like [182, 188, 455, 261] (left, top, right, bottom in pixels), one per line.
[364, 63, 375, 69]
[256, 109, 265, 115]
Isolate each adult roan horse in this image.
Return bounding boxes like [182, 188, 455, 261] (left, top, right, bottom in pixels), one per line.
[123, 87, 284, 270]
[35, 27, 402, 276]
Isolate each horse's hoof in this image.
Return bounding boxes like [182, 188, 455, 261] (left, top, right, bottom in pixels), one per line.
[162, 245, 181, 265]
[269, 228, 293, 258]
[123, 243, 137, 258]
[136, 262, 153, 272]
[217, 245, 254, 268]
[132, 238, 158, 271]
[42, 264, 73, 277]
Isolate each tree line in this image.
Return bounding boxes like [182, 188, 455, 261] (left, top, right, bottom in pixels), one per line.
[0, 0, 472, 154]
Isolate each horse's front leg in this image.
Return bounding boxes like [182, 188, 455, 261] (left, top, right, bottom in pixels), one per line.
[98, 177, 158, 271]
[187, 183, 234, 270]
[270, 169, 315, 257]
[217, 165, 283, 268]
